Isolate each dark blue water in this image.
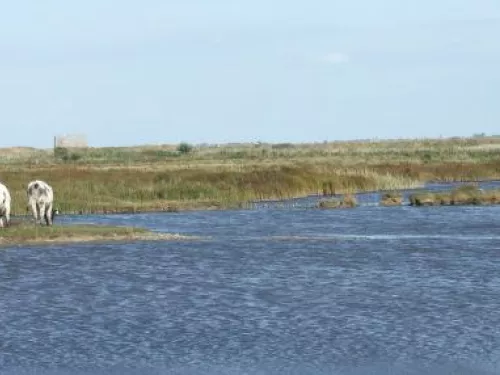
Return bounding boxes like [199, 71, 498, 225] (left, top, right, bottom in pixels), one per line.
[1, 183, 500, 374]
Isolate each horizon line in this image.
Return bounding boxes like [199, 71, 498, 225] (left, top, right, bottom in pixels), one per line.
[1, 134, 498, 151]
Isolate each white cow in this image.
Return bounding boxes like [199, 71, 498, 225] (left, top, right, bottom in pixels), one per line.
[0, 182, 11, 228]
[27, 180, 57, 226]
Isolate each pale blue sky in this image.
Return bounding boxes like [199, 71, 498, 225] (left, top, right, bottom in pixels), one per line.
[1, 0, 499, 147]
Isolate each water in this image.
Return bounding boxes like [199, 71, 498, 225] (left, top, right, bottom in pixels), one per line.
[1, 183, 500, 374]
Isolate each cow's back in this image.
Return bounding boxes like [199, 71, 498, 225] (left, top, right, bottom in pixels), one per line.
[27, 180, 53, 202]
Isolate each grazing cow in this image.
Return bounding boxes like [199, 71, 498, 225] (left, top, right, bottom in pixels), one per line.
[0, 182, 11, 228]
[27, 180, 57, 226]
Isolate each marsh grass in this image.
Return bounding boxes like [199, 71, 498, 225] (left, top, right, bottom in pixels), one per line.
[2, 136, 500, 213]
[0, 164, 421, 214]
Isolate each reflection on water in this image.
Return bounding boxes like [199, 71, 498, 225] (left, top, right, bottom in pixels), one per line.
[1, 182, 500, 374]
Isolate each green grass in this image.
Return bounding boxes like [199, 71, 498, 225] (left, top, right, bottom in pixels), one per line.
[0, 223, 152, 245]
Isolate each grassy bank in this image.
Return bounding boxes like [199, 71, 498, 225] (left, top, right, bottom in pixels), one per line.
[0, 222, 191, 246]
[1, 136, 500, 214]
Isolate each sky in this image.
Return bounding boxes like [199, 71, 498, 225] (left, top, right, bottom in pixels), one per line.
[1, 0, 499, 147]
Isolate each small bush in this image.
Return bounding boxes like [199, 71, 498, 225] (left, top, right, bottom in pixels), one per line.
[177, 142, 193, 154]
[343, 194, 358, 208]
[482, 190, 500, 204]
[409, 192, 437, 206]
[434, 193, 451, 205]
[450, 185, 482, 205]
[54, 147, 82, 163]
[70, 153, 82, 161]
[317, 194, 358, 209]
[54, 147, 69, 161]
[380, 191, 403, 206]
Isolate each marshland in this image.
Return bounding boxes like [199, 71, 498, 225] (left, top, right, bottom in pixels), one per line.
[2, 136, 500, 373]
[3, 181, 500, 371]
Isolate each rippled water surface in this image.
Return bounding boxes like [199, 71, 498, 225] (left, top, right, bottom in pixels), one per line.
[2, 185, 500, 374]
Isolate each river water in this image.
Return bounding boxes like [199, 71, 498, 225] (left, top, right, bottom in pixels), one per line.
[1, 182, 500, 374]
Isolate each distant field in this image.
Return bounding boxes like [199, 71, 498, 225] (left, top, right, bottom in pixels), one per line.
[1, 136, 500, 214]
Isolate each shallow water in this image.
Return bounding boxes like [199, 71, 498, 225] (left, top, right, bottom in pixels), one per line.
[1, 183, 500, 374]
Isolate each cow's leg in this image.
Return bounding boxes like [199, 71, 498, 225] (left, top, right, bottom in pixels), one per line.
[31, 200, 39, 224]
[4, 205, 10, 227]
[44, 202, 53, 226]
[31, 201, 42, 224]
[38, 203, 46, 226]
[0, 217, 4, 228]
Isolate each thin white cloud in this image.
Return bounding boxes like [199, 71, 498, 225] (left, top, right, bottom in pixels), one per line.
[323, 52, 350, 64]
